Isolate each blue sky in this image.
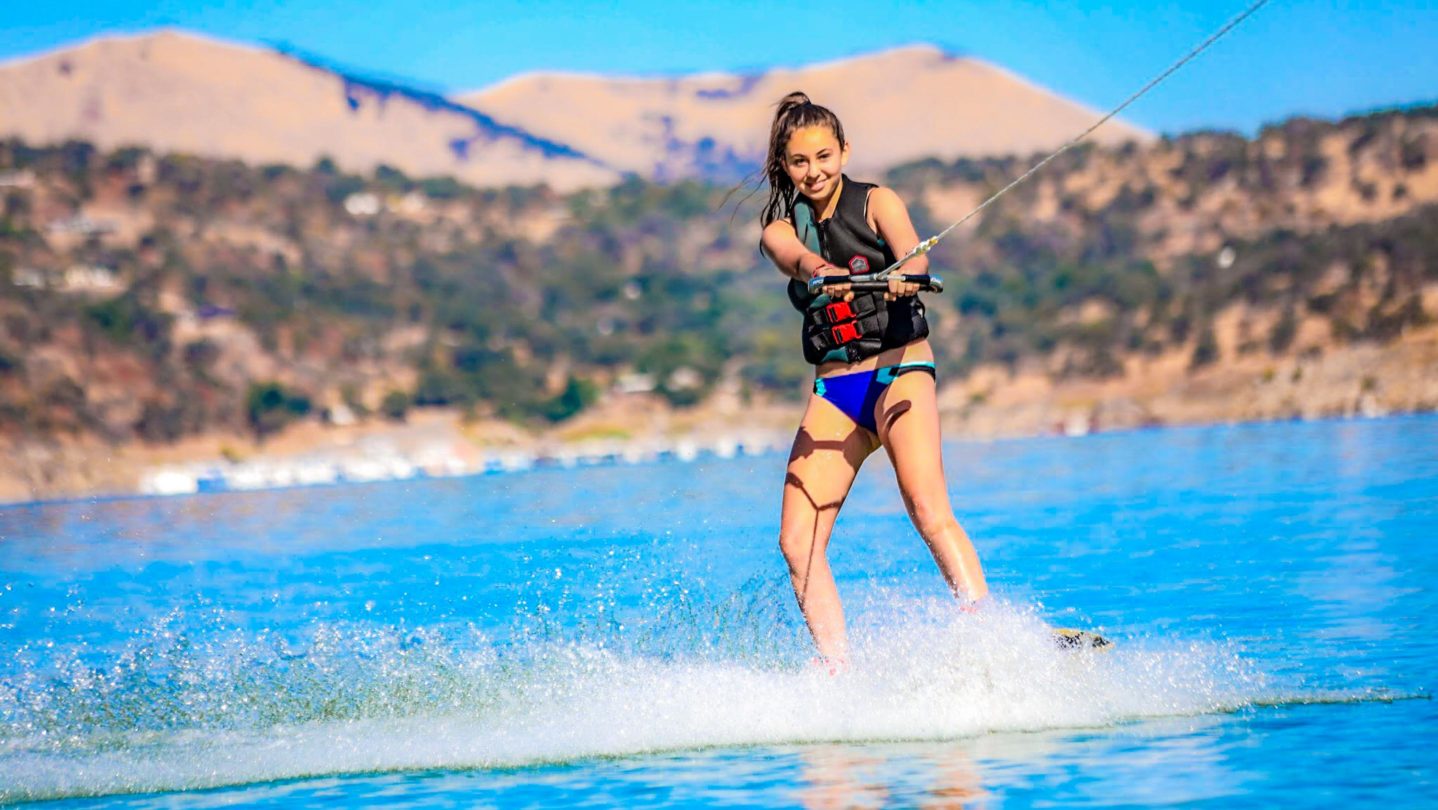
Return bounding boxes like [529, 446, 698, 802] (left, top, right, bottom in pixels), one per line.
[2, 0, 1434, 135]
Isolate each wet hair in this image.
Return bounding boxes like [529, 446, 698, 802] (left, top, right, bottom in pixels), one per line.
[761, 91, 847, 227]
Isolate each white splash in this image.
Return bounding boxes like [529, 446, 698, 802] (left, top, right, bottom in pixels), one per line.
[0, 600, 1261, 801]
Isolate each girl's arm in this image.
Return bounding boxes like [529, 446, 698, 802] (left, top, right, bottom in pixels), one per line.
[761, 219, 839, 282]
[868, 187, 928, 299]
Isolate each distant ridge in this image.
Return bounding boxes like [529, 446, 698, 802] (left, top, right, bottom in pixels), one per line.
[0, 30, 618, 190]
[464, 44, 1153, 181]
[0, 31, 1151, 188]
[269, 44, 598, 164]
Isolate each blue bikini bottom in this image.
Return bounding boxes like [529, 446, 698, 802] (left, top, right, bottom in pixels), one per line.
[813, 361, 937, 434]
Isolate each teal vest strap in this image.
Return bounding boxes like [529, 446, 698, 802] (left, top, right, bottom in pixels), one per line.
[789, 197, 831, 312]
[793, 197, 821, 254]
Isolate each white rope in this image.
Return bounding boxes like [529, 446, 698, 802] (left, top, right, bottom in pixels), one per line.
[880, 0, 1274, 278]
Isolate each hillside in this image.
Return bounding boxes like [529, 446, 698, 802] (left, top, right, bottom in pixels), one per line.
[1, 105, 1436, 500]
[0, 30, 618, 191]
[0, 32, 1146, 189]
[462, 45, 1150, 181]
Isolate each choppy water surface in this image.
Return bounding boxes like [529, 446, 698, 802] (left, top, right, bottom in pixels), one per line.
[1, 416, 1434, 807]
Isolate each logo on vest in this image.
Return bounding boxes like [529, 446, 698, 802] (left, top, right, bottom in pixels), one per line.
[848, 255, 869, 274]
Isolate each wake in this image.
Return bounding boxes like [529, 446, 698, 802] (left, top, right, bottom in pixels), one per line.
[0, 597, 1306, 802]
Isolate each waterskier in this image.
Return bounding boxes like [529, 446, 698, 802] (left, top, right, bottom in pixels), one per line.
[759, 92, 989, 670]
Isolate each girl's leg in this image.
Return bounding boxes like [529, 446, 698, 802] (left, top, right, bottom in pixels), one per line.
[780, 393, 878, 663]
[873, 373, 989, 602]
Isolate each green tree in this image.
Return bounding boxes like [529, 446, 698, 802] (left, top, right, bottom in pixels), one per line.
[541, 376, 599, 422]
[246, 381, 312, 439]
[381, 390, 410, 422]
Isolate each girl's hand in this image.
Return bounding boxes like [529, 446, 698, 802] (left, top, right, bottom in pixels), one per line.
[812, 263, 854, 302]
[885, 276, 921, 301]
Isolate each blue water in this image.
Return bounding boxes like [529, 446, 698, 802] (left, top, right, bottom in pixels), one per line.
[1, 416, 1435, 807]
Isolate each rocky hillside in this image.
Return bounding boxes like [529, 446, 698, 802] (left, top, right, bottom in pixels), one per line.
[892, 106, 1438, 372]
[1, 104, 1436, 499]
[886, 106, 1438, 433]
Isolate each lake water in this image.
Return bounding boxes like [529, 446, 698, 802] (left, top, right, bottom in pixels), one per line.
[1, 416, 1435, 807]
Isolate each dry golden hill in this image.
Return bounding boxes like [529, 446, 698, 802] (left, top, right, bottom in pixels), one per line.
[462, 44, 1153, 180]
[0, 30, 619, 190]
[1, 33, 1150, 189]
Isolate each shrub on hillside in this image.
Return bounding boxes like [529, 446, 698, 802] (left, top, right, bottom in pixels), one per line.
[246, 381, 312, 439]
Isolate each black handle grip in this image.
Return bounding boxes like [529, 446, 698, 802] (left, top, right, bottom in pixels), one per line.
[807, 273, 944, 295]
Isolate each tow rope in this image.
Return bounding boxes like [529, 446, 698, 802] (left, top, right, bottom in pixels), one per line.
[876, 0, 1274, 278]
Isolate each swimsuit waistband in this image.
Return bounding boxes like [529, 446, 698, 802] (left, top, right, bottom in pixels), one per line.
[816, 360, 935, 384]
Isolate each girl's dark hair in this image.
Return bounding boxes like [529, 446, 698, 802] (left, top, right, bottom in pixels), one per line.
[761, 91, 846, 227]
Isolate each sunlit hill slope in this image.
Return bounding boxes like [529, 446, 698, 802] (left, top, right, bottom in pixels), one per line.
[0, 31, 1148, 188]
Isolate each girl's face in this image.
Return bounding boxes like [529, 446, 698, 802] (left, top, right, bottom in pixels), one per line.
[784, 125, 849, 201]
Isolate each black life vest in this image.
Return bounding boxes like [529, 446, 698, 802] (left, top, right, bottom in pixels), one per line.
[787, 176, 929, 365]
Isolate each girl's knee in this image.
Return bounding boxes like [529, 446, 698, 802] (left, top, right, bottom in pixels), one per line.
[778, 529, 818, 566]
[907, 496, 956, 539]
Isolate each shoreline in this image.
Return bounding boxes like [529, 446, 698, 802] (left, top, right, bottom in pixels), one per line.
[2, 407, 1431, 510]
[5, 324, 1436, 507]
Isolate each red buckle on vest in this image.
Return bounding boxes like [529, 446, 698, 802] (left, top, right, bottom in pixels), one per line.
[830, 322, 862, 344]
[823, 300, 855, 323]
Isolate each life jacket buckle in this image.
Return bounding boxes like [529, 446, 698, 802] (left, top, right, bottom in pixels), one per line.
[830, 322, 862, 344]
[823, 300, 856, 323]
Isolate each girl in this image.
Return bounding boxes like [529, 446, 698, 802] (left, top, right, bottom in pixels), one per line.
[759, 92, 989, 669]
